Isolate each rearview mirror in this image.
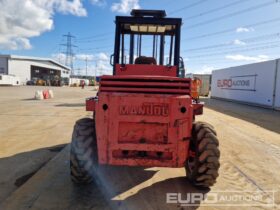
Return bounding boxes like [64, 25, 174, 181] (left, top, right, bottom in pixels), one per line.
[110, 54, 114, 66]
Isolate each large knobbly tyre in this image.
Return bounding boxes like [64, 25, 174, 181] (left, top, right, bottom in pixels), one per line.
[70, 118, 96, 184]
[185, 122, 220, 188]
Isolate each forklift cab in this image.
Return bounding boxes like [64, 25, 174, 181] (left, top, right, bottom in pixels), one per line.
[111, 10, 182, 77]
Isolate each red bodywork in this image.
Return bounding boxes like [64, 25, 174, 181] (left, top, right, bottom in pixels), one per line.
[86, 64, 203, 167]
[115, 64, 177, 77]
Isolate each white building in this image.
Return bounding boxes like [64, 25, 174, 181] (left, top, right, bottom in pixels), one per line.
[0, 55, 70, 85]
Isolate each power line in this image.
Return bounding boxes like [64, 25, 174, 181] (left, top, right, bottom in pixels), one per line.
[141, 16, 280, 55]
[187, 44, 280, 58]
[75, 57, 109, 61]
[76, 32, 113, 41]
[49, 37, 64, 59]
[188, 55, 276, 65]
[188, 40, 280, 55]
[184, 0, 252, 21]
[63, 1, 279, 46]
[77, 45, 113, 52]
[187, 58, 279, 69]
[182, 17, 280, 40]
[186, 0, 279, 29]
[74, 1, 280, 63]
[188, 53, 278, 63]
[169, 0, 209, 15]
[140, 32, 280, 53]
[184, 33, 280, 52]
[76, 37, 112, 44]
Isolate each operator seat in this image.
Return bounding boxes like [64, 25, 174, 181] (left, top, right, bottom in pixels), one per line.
[135, 56, 157, 65]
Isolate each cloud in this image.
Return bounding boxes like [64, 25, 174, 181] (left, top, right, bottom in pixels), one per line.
[75, 53, 109, 61]
[91, 53, 111, 75]
[52, 53, 67, 64]
[111, 0, 140, 14]
[75, 54, 95, 61]
[98, 52, 109, 61]
[236, 27, 255, 33]
[54, 0, 87, 16]
[0, 37, 32, 50]
[91, 0, 107, 7]
[95, 62, 112, 74]
[189, 65, 215, 74]
[53, 53, 108, 62]
[258, 55, 270, 59]
[78, 53, 111, 76]
[225, 54, 270, 62]
[233, 39, 246, 46]
[0, 0, 87, 50]
[52, 52, 112, 75]
[200, 65, 214, 74]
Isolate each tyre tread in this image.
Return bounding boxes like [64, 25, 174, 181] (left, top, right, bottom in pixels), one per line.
[186, 122, 220, 188]
[70, 118, 96, 184]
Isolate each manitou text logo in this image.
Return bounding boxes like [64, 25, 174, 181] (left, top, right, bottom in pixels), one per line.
[217, 75, 257, 91]
[119, 103, 169, 116]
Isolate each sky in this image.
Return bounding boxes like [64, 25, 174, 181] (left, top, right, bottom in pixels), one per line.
[0, 0, 280, 76]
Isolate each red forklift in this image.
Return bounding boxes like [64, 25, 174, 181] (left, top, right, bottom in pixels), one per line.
[70, 10, 220, 188]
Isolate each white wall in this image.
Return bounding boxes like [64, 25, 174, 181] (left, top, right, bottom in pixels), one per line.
[9, 59, 31, 84]
[211, 60, 277, 107]
[275, 59, 280, 110]
[8, 59, 70, 85]
[61, 70, 70, 78]
[69, 78, 90, 86]
[0, 57, 8, 74]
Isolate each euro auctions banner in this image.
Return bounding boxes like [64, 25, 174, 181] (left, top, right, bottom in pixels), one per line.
[211, 60, 277, 107]
[217, 74, 257, 91]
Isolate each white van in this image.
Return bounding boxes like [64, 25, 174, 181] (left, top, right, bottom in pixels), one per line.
[0, 74, 20, 86]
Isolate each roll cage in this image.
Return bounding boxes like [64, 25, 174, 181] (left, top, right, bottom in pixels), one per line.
[111, 10, 182, 77]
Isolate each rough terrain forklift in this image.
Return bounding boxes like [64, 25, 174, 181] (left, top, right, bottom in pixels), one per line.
[70, 10, 220, 188]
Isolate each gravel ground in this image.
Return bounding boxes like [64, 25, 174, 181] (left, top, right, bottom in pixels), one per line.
[0, 86, 279, 210]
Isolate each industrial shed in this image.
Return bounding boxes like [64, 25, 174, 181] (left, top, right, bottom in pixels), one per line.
[0, 55, 70, 85]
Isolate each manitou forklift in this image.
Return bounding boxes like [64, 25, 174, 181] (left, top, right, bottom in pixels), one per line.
[70, 10, 220, 188]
